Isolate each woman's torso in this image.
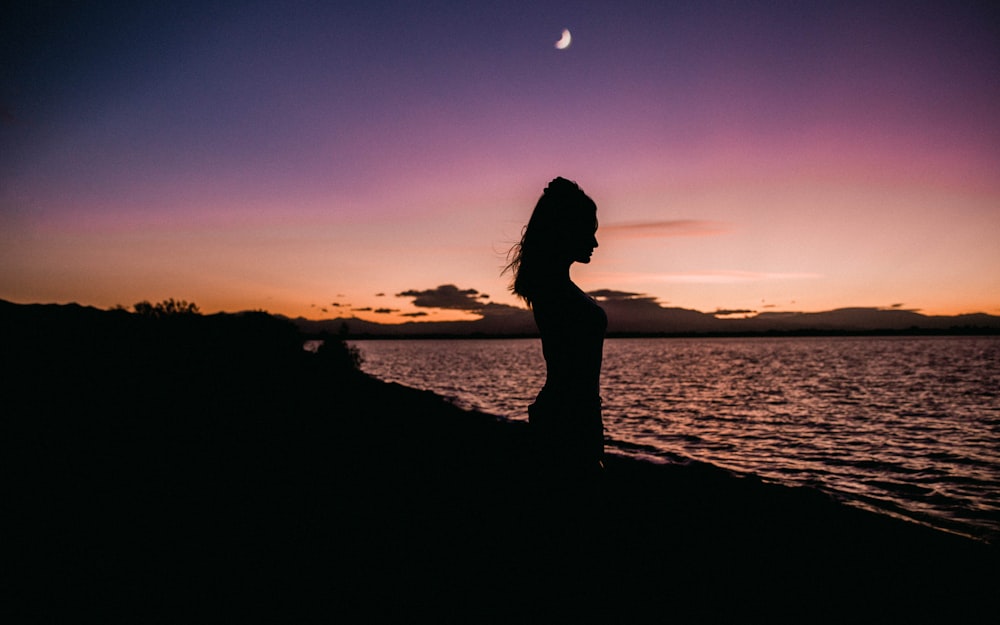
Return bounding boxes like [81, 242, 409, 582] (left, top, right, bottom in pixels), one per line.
[532, 281, 607, 404]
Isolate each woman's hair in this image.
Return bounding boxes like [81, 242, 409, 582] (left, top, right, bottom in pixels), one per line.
[505, 177, 597, 305]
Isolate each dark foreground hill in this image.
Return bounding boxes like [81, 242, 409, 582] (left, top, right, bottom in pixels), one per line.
[4, 300, 996, 622]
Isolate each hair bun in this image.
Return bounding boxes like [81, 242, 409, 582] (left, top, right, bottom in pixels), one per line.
[545, 177, 579, 195]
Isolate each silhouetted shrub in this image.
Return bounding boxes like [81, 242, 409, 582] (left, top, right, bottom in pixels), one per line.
[133, 298, 201, 317]
[314, 332, 363, 373]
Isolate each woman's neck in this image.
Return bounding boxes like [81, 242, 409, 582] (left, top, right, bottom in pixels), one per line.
[539, 263, 573, 284]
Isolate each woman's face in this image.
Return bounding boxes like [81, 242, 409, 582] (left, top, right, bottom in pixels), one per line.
[568, 216, 599, 264]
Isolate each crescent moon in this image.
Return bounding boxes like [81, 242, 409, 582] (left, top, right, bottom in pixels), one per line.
[555, 29, 571, 50]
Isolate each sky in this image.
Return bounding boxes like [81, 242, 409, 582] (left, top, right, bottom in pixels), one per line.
[2, 0, 999, 323]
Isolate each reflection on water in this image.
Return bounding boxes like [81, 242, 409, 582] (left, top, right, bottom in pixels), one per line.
[351, 336, 1000, 542]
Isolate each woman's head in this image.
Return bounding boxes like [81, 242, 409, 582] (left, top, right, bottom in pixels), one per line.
[506, 177, 598, 303]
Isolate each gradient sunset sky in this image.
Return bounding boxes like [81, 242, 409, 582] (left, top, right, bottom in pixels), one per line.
[3, 1, 998, 322]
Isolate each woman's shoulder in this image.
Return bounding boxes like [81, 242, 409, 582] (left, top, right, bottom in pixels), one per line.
[531, 281, 577, 306]
[533, 281, 604, 321]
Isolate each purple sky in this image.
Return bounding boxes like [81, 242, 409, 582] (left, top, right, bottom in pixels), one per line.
[3, 1, 998, 321]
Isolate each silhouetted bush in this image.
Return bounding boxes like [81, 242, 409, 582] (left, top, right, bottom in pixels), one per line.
[133, 298, 201, 317]
[314, 332, 363, 372]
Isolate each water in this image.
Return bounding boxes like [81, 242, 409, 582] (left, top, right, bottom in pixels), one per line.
[350, 336, 1000, 543]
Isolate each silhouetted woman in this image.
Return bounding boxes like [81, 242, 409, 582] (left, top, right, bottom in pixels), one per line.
[506, 177, 607, 479]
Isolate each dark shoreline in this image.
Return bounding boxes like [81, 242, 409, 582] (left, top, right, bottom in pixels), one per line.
[5, 301, 997, 621]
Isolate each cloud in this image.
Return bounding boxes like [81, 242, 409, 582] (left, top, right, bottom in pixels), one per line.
[600, 220, 729, 239]
[401, 311, 429, 317]
[713, 309, 756, 317]
[396, 284, 489, 310]
[588, 289, 661, 305]
[588, 289, 649, 300]
[374, 307, 399, 314]
[478, 301, 529, 316]
[394, 284, 528, 321]
[884, 304, 920, 312]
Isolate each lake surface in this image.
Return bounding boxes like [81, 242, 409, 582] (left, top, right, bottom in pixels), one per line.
[350, 336, 1000, 543]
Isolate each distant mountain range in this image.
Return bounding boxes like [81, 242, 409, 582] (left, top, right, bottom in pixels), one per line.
[286, 301, 1000, 338]
[3, 298, 996, 339]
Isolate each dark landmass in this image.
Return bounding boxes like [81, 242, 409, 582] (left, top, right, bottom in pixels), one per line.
[4, 300, 996, 622]
[286, 303, 1000, 339]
